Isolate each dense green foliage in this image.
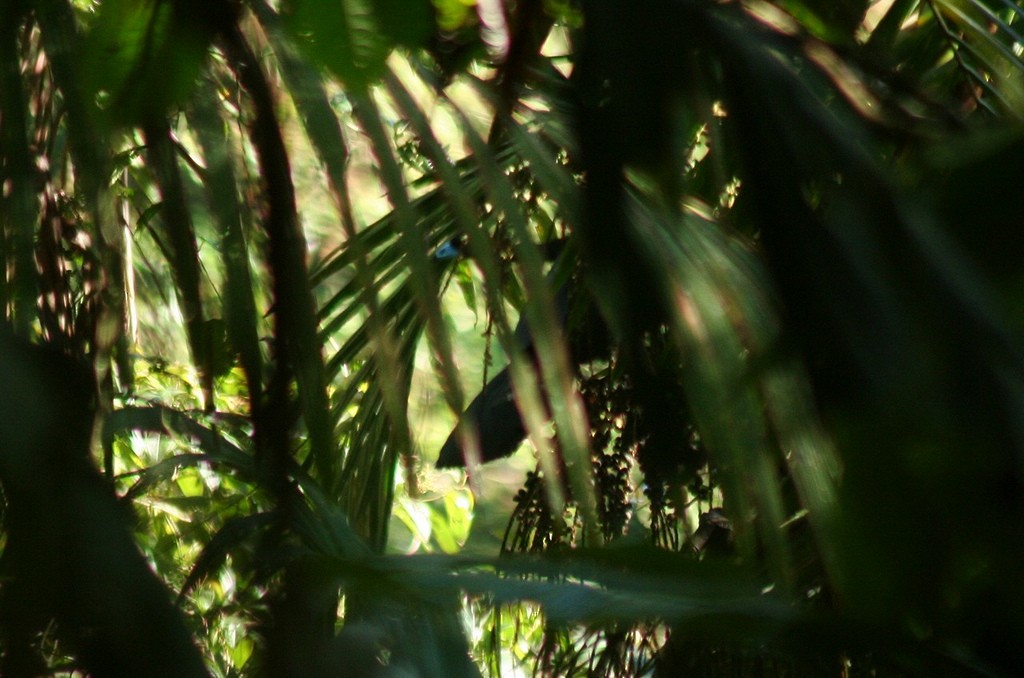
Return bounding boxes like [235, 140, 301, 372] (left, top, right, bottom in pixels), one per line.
[3, 0, 1024, 675]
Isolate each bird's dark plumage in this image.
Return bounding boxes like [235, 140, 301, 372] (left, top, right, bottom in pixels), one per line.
[436, 238, 575, 467]
[436, 367, 525, 468]
[434, 237, 617, 468]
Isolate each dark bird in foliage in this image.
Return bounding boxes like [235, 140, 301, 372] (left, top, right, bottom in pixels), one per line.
[436, 365, 526, 468]
[433, 239, 608, 468]
[691, 509, 733, 557]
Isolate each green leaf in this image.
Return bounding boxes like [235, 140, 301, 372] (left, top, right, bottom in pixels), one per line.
[81, 0, 218, 127]
[228, 635, 255, 669]
[103, 405, 254, 476]
[179, 512, 275, 601]
[282, 0, 391, 89]
[374, 0, 434, 48]
[777, 0, 870, 41]
[121, 453, 210, 501]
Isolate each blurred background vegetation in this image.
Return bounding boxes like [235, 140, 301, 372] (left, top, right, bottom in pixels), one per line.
[2, 0, 1024, 675]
